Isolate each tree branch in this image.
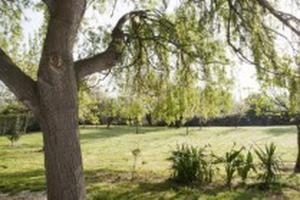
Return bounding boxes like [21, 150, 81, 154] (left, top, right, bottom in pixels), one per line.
[257, 0, 300, 37]
[74, 10, 148, 80]
[0, 48, 39, 111]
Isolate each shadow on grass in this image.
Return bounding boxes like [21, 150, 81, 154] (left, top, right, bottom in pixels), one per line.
[265, 126, 296, 136]
[85, 168, 288, 200]
[0, 169, 45, 194]
[88, 178, 273, 200]
[1, 167, 298, 200]
[216, 128, 243, 136]
[80, 126, 167, 141]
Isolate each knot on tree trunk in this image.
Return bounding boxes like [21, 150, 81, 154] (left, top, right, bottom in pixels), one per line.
[49, 54, 63, 69]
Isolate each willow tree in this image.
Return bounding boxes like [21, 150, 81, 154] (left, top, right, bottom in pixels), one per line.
[1, 0, 300, 200]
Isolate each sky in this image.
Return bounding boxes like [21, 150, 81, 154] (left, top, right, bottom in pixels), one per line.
[18, 0, 294, 101]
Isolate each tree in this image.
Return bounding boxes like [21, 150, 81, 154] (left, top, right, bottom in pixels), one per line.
[0, 0, 299, 199]
[197, 83, 234, 126]
[78, 85, 99, 125]
[249, 87, 300, 173]
[99, 97, 119, 128]
[152, 82, 200, 134]
[121, 96, 146, 134]
[231, 102, 249, 128]
[6, 114, 29, 146]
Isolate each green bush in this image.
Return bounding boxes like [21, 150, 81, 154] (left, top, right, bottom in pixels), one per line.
[168, 142, 283, 188]
[0, 114, 29, 145]
[220, 144, 244, 188]
[168, 144, 215, 185]
[254, 143, 281, 188]
[237, 150, 256, 184]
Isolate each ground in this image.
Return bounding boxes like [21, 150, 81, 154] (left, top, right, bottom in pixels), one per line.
[0, 126, 300, 199]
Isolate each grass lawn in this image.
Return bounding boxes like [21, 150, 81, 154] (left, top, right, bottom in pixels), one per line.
[0, 126, 300, 199]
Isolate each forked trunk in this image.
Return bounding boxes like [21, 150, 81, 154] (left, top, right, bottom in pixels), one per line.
[295, 125, 300, 173]
[36, 1, 87, 198]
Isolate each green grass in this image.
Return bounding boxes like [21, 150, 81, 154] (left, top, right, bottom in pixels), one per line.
[0, 126, 300, 199]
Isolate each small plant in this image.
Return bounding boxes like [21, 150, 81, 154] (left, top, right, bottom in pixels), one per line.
[220, 144, 244, 188]
[168, 144, 215, 185]
[6, 115, 29, 146]
[131, 148, 141, 179]
[237, 150, 256, 184]
[254, 143, 281, 188]
[7, 131, 21, 146]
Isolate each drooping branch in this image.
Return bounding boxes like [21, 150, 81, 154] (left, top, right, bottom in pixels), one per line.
[74, 10, 148, 80]
[0, 48, 38, 111]
[257, 0, 300, 37]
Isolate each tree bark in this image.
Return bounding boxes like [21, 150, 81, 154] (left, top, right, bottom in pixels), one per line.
[295, 125, 300, 173]
[39, 112, 85, 199]
[36, 1, 86, 199]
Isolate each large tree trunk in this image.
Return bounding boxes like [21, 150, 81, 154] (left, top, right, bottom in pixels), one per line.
[0, 1, 138, 200]
[295, 125, 300, 173]
[36, 1, 86, 199]
[39, 108, 85, 199]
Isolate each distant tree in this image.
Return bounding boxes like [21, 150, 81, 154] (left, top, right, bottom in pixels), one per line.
[78, 85, 99, 125]
[121, 96, 146, 134]
[249, 88, 300, 173]
[6, 114, 29, 146]
[197, 83, 234, 128]
[151, 82, 200, 135]
[99, 98, 119, 128]
[231, 102, 249, 128]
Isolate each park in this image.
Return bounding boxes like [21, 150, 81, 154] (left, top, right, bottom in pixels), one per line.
[0, 0, 300, 199]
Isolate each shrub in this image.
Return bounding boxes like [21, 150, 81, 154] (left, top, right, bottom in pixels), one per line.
[220, 144, 244, 188]
[237, 150, 256, 184]
[0, 114, 29, 146]
[168, 144, 215, 185]
[7, 131, 21, 146]
[254, 143, 281, 188]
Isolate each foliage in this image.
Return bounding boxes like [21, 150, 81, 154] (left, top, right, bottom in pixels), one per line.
[99, 97, 120, 128]
[7, 130, 21, 146]
[219, 144, 244, 188]
[120, 96, 146, 133]
[218, 145, 256, 187]
[168, 144, 215, 185]
[78, 85, 99, 125]
[254, 143, 282, 188]
[0, 114, 29, 145]
[237, 150, 256, 184]
[197, 83, 233, 121]
[153, 83, 200, 127]
[0, 102, 28, 115]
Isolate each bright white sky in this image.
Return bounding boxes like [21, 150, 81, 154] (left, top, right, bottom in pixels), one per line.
[21, 0, 299, 101]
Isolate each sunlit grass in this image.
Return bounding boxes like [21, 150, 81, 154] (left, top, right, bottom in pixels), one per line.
[0, 126, 300, 199]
